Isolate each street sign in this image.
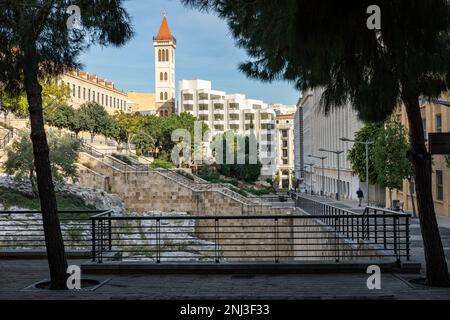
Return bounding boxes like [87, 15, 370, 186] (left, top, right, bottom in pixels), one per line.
[429, 132, 450, 155]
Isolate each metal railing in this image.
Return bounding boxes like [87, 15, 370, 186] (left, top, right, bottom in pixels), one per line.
[292, 194, 411, 263]
[90, 210, 411, 264]
[0, 210, 112, 253]
[0, 128, 16, 150]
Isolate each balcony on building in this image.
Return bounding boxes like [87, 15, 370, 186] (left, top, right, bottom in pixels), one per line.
[182, 92, 194, 103]
[198, 92, 210, 103]
[198, 104, 210, 115]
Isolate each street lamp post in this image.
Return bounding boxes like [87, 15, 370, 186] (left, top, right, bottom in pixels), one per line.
[318, 148, 344, 200]
[340, 138, 374, 206]
[303, 163, 315, 195]
[308, 155, 327, 196]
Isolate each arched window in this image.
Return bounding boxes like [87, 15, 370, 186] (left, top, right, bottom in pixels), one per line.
[161, 50, 165, 61]
[165, 49, 169, 61]
[164, 110, 169, 116]
[164, 92, 168, 100]
[160, 110, 164, 116]
[160, 72, 163, 81]
[158, 50, 161, 62]
[160, 92, 164, 100]
[164, 72, 168, 81]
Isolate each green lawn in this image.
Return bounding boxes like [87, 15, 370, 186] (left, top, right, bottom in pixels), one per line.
[0, 186, 96, 211]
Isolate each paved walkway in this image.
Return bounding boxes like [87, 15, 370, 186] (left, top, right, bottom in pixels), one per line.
[0, 259, 449, 300]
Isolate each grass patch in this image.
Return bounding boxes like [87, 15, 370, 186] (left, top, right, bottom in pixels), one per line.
[111, 153, 134, 165]
[150, 159, 177, 169]
[0, 186, 96, 213]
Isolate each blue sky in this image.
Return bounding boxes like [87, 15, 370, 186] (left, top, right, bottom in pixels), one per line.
[78, 0, 299, 105]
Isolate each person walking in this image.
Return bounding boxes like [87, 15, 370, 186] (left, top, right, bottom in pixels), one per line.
[356, 188, 364, 207]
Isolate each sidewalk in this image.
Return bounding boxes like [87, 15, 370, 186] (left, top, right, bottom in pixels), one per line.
[0, 259, 449, 300]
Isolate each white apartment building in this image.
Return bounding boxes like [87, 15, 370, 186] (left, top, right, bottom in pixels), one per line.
[299, 87, 363, 200]
[60, 69, 131, 114]
[275, 114, 295, 189]
[178, 80, 286, 178]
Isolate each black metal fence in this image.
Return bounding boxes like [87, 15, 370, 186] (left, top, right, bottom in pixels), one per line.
[0, 210, 112, 253]
[90, 207, 411, 264]
[292, 194, 411, 262]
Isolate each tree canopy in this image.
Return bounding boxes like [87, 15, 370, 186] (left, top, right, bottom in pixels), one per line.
[347, 122, 383, 184]
[4, 130, 80, 194]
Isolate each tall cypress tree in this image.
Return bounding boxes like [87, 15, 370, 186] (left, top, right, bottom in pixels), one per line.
[182, 0, 450, 286]
[0, 0, 133, 289]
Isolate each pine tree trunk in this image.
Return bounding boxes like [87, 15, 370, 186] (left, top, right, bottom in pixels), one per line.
[23, 46, 68, 290]
[403, 94, 450, 287]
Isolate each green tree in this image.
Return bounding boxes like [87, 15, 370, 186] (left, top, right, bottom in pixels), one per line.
[79, 102, 110, 143]
[214, 132, 262, 183]
[113, 112, 142, 152]
[446, 155, 450, 168]
[132, 129, 155, 156]
[373, 120, 412, 205]
[182, 0, 450, 286]
[348, 122, 383, 184]
[0, 0, 133, 288]
[4, 131, 80, 194]
[45, 103, 74, 130]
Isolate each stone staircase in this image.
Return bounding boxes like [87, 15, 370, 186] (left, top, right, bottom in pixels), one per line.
[78, 143, 264, 207]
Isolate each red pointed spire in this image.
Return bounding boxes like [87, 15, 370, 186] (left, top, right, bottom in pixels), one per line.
[155, 16, 174, 41]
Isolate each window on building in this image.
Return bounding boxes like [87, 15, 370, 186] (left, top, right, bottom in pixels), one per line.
[164, 72, 168, 81]
[282, 159, 288, 165]
[199, 104, 209, 111]
[183, 104, 193, 111]
[214, 114, 224, 121]
[110, 96, 112, 106]
[422, 118, 427, 138]
[164, 92, 168, 100]
[113, 97, 116, 108]
[92, 90, 95, 102]
[160, 110, 164, 116]
[158, 50, 161, 62]
[160, 92, 164, 100]
[78, 86, 81, 98]
[88, 89, 91, 101]
[102, 94, 104, 105]
[161, 50, 165, 61]
[199, 115, 209, 121]
[72, 84, 75, 97]
[436, 170, 444, 201]
[283, 140, 288, 148]
[282, 130, 288, 138]
[282, 149, 288, 158]
[214, 104, 224, 110]
[436, 114, 442, 133]
[83, 88, 86, 100]
[166, 49, 169, 61]
[245, 113, 254, 121]
[106, 95, 108, 106]
[229, 114, 239, 121]
[183, 93, 194, 100]
[229, 103, 239, 110]
[160, 73, 163, 81]
[164, 110, 169, 116]
[97, 92, 100, 103]
[198, 93, 209, 100]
